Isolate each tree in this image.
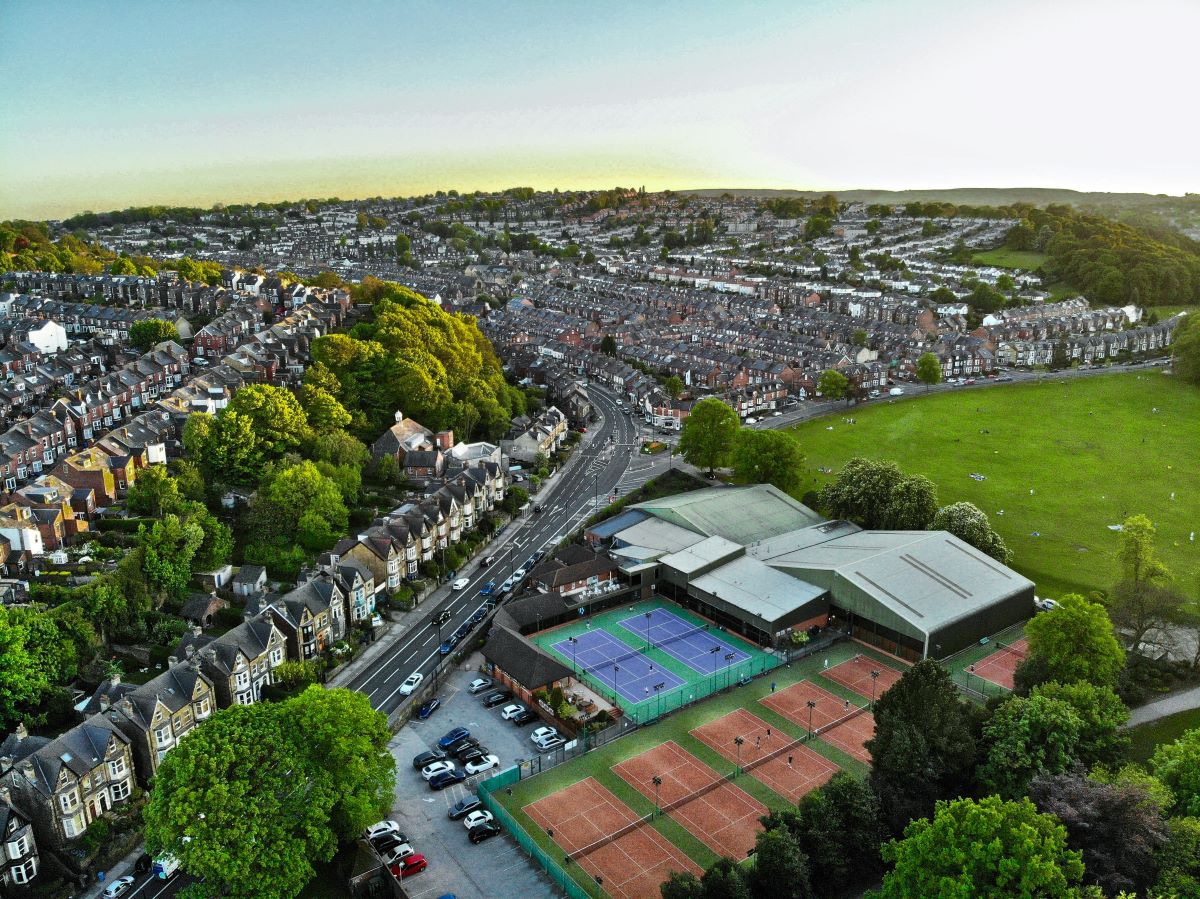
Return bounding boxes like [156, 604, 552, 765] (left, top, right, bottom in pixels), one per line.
[1151, 728, 1200, 817]
[880, 473, 938, 530]
[866, 659, 981, 833]
[139, 514, 204, 603]
[664, 375, 684, 399]
[661, 871, 703, 899]
[731, 429, 805, 495]
[851, 329, 868, 347]
[170, 459, 207, 503]
[297, 385, 352, 434]
[0, 607, 50, 732]
[129, 318, 180, 351]
[1030, 681, 1129, 767]
[1023, 593, 1125, 688]
[699, 857, 750, 899]
[126, 465, 182, 517]
[251, 462, 348, 553]
[931, 502, 1012, 564]
[877, 796, 1087, 899]
[818, 458, 937, 531]
[915, 352, 942, 386]
[977, 693, 1083, 798]
[817, 369, 849, 400]
[184, 410, 263, 487]
[1157, 816, 1200, 897]
[601, 334, 618, 356]
[1109, 513, 1180, 650]
[1029, 772, 1168, 897]
[185, 503, 234, 572]
[749, 828, 813, 899]
[501, 485, 529, 515]
[1172, 312, 1200, 386]
[143, 689, 394, 899]
[678, 398, 740, 474]
[225, 385, 311, 459]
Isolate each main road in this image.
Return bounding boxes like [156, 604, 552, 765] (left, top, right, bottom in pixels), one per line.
[347, 383, 640, 717]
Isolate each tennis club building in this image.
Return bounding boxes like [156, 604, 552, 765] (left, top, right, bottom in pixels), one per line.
[588, 485, 1033, 662]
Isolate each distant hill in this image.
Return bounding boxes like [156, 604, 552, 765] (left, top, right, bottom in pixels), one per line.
[681, 187, 1180, 208]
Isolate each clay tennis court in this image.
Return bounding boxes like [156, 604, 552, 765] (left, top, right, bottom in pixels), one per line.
[818, 708, 876, 763]
[691, 708, 839, 803]
[762, 680, 875, 763]
[524, 777, 700, 899]
[970, 638, 1027, 690]
[821, 654, 904, 701]
[613, 741, 766, 859]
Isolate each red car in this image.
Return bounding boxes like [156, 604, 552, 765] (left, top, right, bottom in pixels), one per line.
[391, 855, 428, 879]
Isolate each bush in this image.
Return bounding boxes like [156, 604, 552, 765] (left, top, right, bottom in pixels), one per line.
[79, 818, 111, 854]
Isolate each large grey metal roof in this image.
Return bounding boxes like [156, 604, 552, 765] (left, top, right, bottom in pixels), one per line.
[691, 556, 826, 623]
[631, 484, 823, 545]
[611, 517, 705, 555]
[659, 535, 743, 575]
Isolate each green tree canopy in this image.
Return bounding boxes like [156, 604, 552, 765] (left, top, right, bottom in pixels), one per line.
[126, 464, 183, 517]
[817, 369, 849, 400]
[1030, 681, 1129, 767]
[251, 461, 349, 553]
[1022, 593, 1125, 689]
[731, 429, 805, 495]
[748, 828, 813, 899]
[678, 398, 740, 474]
[978, 693, 1083, 798]
[129, 318, 180, 351]
[664, 375, 684, 399]
[931, 502, 1012, 564]
[225, 384, 312, 459]
[818, 457, 938, 531]
[1172, 312, 1200, 385]
[1151, 728, 1200, 817]
[915, 352, 943, 386]
[877, 796, 1087, 899]
[139, 513, 204, 603]
[1109, 513, 1181, 651]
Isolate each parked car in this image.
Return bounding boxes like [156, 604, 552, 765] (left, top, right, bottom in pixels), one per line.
[417, 698, 441, 720]
[438, 727, 470, 749]
[429, 769, 467, 790]
[500, 703, 526, 721]
[390, 854, 428, 879]
[399, 672, 423, 696]
[372, 833, 410, 855]
[103, 877, 136, 898]
[469, 607, 487, 625]
[412, 750, 447, 770]
[535, 735, 565, 752]
[381, 842, 416, 865]
[465, 754, 500, 775]
[480, 581, 497, 595]
[468, 677, 494, 695]
[421, 760, 456, 781]
[451, 577, 469, 591]
[468, 821, 502, 844]
[462, 810, 495, 830]
[511, 709, 538, 726]
[448, 796, 482, 820]
[483, 690, 513, 708]
[452, 739, 484, 758]
[499, 576, 514, 592]
[531, 726, 559, 744]
[458, 746, 490, 765]
[439, 640, 455, 655]
[365, 819, 404, 840]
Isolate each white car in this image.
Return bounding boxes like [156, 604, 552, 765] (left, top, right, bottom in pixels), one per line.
[468, 677, 494, 694]
[745, 417, 757, 424]
[535, 735, 565, 752]
[465, 754, 500, 775]
[364, 819, 403, 840]
[381, 842, 415, 865]
[422, 760, 456, 781]
[463, 809, 495, 830]
[772, 411, 783, 417]
[399, 672, 423, 696]
[499, 577, 515, 592]
[452, 577, 470, 591]
[530, 726, 559, 744]
[103, 878, 136, 899]
[500, 703, 526, 721]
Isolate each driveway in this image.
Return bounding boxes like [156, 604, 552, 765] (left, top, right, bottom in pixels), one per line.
[384, 660, 558, 899]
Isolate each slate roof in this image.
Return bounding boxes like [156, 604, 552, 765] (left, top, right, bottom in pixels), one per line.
[482, 626, 571, 690]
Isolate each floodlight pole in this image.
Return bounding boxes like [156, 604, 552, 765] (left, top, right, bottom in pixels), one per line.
[569, 636, 578, 673]
[644, 611, 652, 651]
[870, 670, 880, 708]
[806, 700, 817, 738]
[652, 775, 662, 817]
[733, 736, 744, 776]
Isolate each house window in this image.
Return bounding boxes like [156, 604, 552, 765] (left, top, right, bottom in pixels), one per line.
[270, 648, 284, 666]
[7, 833, 30, 858]
[10, 856, 38, 884]
[236, 692, 253, 705]
[59, 790, 79, 814]
[155, 725, 173, 747]
[196, 698, 211, 718]
[110, 779, 131, 802]
[235, 671, 250, 690]
[62, 814, 83, 838]
[108, 757, 126, 779]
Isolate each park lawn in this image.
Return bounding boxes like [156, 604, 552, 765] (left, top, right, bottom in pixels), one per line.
[971, 248, 1049, 270]
[788, 372, 1200, 600]
[1154, 304, 1198, 320]
[1125, 707, 1200, 765]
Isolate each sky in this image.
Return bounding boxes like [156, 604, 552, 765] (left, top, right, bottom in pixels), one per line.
[1, 0, 1197, 219]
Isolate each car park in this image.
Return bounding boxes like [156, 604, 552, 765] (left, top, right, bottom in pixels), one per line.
[399, 672, 424, 696]
[451, 577, 469, 591]
[421, 760, 456, 781]
[511, 709, 538, 726]
[428, 769, 467, 790]
[412, 749, 447, 769]
[500, 703, 526, 721]
[365, 819, 404, 840]
[464, 754, 500, 775]
[483, 690, 513, 708]
[417, 698, 441, 720]
[468, 821, 502, 844]
[462, 810, 495, 830]
[448, 796, 483, 819]
[467, 677, 493, 694]
[391, 854, 428, 878]
[531, 726, 559, 744]
[103, 877, 136, 898]
[479, 581, 496, 595]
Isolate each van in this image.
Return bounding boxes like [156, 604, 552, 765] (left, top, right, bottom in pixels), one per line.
[888, 387, 904, 396]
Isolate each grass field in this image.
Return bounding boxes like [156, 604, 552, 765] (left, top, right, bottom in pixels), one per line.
[971, 248, 1049, 270]
[1126, 707, 1200, 764]
[1154, 304, 1198, 320]
[788, 372, 1200, 599]
[493, 640, 901, 897]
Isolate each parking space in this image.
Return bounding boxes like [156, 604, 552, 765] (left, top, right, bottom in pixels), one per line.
[384, 661, 558, 899]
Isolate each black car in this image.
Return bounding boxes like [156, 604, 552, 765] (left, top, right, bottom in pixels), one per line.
[446, 736, 479, 754]
[468, 821, 502, 844]
[482, 690, 513, 708]
[429, 769, 467, 791]
[448, 796, 482, 820]
[432, 609, 452, 627]
[416, 698, 441, 720]
[532, 549, 547, 564]
[470, 607, 487, 625]
[412, 749, 448, 770]
[452, 624, 470, 642]
[511, 709, 538, 726]
[371, 832, 409, 854]
[457, 746, 489, 764]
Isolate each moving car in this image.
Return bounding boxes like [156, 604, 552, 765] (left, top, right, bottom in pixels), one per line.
[500, 703, 526, 721]
[103, 878, 136, 898]
[483, 689, 514, 708]
[438, 727, 471, 748]
[468, 677, 493, 694]
[462, 810, 495, 830]
[479, 581, 496, 595]
[391, 854, 428, 879]
[448, 796, 482, 820]
[421, 760, 456, 781]
[480, 554, 495, 568]
[429, 769, 467, 790]
[464, 754, 500, 775]
[365, 819, 404, 840]
[530, 726, 559, 744]
[399, 672, 424, 696]
[451, 577, 469, 591]
[433, 609, 452, 626]
[533, 504, 543, 513]
[468, 821, 502, 844]
[412, 750, 447, 770]
[417, 698, 441, 720]
[511, 709, 538, 726]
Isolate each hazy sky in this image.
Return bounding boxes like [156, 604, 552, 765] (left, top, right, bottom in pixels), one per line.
[2, 0, 1197, 219]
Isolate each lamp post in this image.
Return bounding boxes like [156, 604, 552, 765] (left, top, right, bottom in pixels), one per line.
[654, 682, 664, 717]
[644, 611, 653, 651]
[652, 775, 662, 817]
[723, 651, 736, 688]
[967, 664, 976, 694]
[733, 736, 744, 776]
[870, 670, 880, 708]
[569, 636, 578, 673]
[806, 699, 817, 738]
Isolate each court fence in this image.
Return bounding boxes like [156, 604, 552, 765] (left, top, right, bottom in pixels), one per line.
[937, 623, 1027, 704]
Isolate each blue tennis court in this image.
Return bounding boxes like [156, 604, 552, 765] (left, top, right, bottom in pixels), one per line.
[617, 607, 750, 676]
[550, 629, 686, 705]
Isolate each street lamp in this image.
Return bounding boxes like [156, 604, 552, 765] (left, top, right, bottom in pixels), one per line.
[652, 775, 663, 817]
[733, 736, 744, 776]
[644, 611, 653, 651]
[967, 664, 976, 694]
[569, 636, 578, 673]
[654, 682, 664, 717]
[723, 651, 736, 687]
[870, 670, 880, 708]
[806, 699, 817, 737]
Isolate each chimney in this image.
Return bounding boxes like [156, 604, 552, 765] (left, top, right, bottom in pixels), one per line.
[191, 623, 203, 638]
[14, 721, 28, 741]
[394, 409, 404, 423]
[436, 430, 454, 451]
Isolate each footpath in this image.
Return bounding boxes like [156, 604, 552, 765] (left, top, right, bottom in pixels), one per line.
[1127, 682, 1200, 727]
